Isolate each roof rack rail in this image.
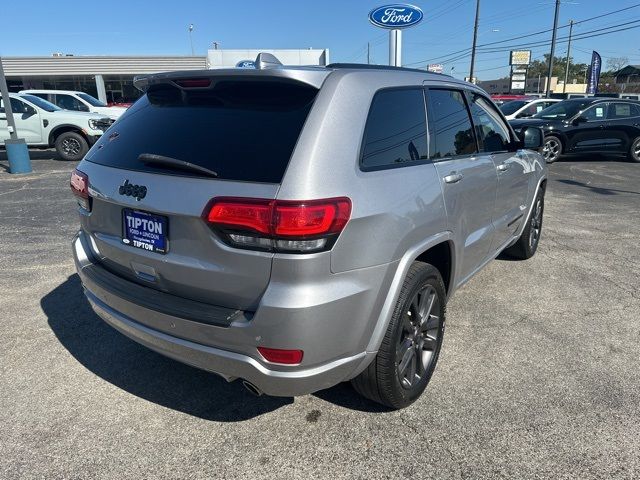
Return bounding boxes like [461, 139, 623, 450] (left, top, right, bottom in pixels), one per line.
[326, 63, 451, 76]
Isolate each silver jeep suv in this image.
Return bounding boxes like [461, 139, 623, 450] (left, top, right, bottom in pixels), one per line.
[71, 55, 547, 409]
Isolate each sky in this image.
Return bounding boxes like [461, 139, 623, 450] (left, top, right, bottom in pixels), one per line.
[1, 0, 640, 81]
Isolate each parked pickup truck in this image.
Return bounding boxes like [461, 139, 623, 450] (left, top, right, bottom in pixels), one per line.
[20, 89, 127, 120]
[1, 93, 112, 161]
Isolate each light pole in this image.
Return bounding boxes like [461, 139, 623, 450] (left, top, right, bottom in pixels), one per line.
[188, 24, 194, 56]
[0, 57, 31, 174]
[563, 19, 574, 94]
[545, 0, 561, 98]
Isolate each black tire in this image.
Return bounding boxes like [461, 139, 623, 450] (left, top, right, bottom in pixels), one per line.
[54, 131, 88, 161]
[542, 135, 562, 164]
[352, 262, 446, 409]
[504, 187, 545, 260]
[629, 137, 640, 163]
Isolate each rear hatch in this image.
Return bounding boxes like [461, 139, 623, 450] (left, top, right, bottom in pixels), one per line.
[78, 75, 320, 310]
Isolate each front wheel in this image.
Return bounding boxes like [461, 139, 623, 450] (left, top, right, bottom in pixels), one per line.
[351, 262, 446, 409]
[542, 135, 562, 164]
[55, 131, 89, 161]
[630, 137, 640, 163]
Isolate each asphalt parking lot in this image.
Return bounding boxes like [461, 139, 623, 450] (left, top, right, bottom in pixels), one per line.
[1, 150, 639, 479]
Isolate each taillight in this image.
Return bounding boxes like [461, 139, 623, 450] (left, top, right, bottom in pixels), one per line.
[70, 168, 91, 211]
[257, 347, 304, 365]
[204, 197, 351, 253]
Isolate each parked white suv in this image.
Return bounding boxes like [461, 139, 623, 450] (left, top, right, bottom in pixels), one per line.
[500, 98, 561, 120]
[1, 93, 112, 161]
[19, 90, 126, 120]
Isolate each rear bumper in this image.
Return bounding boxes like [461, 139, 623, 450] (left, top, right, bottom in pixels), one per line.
[73, 231, 390, 396]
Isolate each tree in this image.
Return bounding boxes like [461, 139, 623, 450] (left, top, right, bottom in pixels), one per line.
[526, 54, 588, 84]
[605, 56, 629, 74]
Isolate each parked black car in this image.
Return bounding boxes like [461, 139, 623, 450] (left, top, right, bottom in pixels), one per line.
[510, 98, 640, 163]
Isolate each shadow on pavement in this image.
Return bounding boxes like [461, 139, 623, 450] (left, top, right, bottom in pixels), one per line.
[42, 274, 293, 421]
[313, 382, 393, 413]
[557, 178, 639, 196]
[0, 149, 61, 162]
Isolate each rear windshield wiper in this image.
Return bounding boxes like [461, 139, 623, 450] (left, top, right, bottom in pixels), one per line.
[138, 153, 219, 178]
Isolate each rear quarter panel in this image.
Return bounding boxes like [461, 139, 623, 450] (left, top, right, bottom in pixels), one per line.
[277, 71, 448, 274]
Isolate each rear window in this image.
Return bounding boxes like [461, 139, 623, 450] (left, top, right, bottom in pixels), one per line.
[85, 80, 318, 183]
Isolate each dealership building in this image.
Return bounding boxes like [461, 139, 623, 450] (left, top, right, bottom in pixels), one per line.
[2, 49, 329, 104]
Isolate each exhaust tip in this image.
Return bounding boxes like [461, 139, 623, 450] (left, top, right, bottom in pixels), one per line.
[242, 380, 263, 397]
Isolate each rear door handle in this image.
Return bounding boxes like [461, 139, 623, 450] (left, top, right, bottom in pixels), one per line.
[443, 173, 463, 184]
[497, 163, 509, 172]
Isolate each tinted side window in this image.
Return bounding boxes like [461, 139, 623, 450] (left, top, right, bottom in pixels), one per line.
[468, 94, 511, 153]
[10, 98, 29, 114]
[55, 94, 87, 111]
[31, 93, 50, 102]
[360, 88, 428, 170]
[607, 102, 640, 119]
[427, 89, 477, 159]
[583, 104, 607, 121]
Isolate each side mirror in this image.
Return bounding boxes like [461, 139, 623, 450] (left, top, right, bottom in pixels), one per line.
[25, 105, 37, 116]
[572, 116, 587, 126]
[79, 103, 90, 112]
[518, 126, 544, 150]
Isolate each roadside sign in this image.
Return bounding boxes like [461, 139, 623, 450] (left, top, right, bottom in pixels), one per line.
[427, 63, 443, 73]
[510, 50, 531, 66]
[369, 4, 424, 29]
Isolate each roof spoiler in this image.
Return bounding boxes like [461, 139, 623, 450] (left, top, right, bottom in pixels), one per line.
[134, 52, 328, 92]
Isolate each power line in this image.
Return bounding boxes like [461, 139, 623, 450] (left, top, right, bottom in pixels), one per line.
[405, 3, 640, 67]
[478, 19, 640, 53]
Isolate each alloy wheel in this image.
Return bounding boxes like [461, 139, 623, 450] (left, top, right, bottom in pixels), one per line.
[543, 138, 560, 163]
[61, 137, 82, 156]
[396, 284, 441, 390]
[529, 197, 543, 250]
[633, 138, 640, 161]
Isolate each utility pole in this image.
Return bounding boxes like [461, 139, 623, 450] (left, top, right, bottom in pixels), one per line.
[563, 19, 574, 94]
[545, 0, 561, 98]
[367, 42, 370, 65]
[469, 0, 480, 84]
[537, 73, 541, 93]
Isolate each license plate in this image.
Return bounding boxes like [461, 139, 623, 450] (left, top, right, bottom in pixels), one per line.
[122, 209, 168, 254]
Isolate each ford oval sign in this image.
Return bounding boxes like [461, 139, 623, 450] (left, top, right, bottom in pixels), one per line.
[236, 60, 256, 68]
[369, 4, 424, 29]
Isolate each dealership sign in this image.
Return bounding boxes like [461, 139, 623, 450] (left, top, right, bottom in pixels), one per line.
[236, 60, 255, 68]
[587, 51, 602, 95]
[369, 4, 424, 29]
[427, 64, 443, 73]
[509, 50, 531, 66]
